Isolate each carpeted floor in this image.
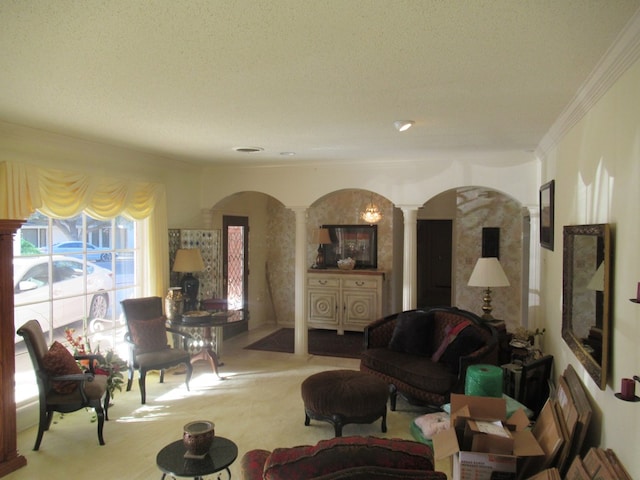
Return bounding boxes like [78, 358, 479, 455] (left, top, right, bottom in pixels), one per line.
[244, 328, 365, 359]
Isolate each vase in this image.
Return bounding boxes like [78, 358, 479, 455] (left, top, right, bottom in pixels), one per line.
[183, 420, 215, 458]
[165, 287, 184, 322]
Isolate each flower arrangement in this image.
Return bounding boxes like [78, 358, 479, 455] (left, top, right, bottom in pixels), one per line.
[64, 328, 128, 399]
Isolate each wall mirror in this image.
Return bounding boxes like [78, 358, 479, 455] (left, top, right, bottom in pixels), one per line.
[322, 224, 377, 269]
[562, 223, 611, 389]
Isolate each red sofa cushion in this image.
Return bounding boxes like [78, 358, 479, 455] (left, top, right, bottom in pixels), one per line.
[263, 436, 435, 480]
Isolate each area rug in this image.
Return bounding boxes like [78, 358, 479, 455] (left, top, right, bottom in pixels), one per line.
[245, 328, 364, 359]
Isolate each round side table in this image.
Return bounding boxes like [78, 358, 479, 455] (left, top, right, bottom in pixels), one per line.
[156, 436, 238, 479]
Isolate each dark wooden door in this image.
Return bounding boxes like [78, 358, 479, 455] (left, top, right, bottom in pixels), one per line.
[417, 219, 452, 308]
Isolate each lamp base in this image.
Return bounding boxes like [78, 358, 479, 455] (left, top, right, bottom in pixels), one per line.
[480, 287, 494, 320]
[181, 273, 200, 312]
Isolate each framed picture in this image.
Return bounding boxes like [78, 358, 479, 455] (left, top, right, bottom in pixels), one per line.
[322, 224, 377, 269]
[539, 180, 555, 250]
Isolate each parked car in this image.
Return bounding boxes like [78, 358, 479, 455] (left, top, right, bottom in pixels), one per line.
[41, 241, 113, 262]
[14, 256, 113, 339]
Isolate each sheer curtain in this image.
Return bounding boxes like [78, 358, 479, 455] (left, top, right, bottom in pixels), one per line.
[0, 161, 168, 295]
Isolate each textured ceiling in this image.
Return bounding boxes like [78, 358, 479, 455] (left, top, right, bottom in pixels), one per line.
[1, 1, 639, 166]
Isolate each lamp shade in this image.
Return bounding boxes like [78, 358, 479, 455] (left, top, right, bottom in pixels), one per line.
[468, 257, 510, 287]
[315, 228, 332, 244]
[172, 248, 205, 273]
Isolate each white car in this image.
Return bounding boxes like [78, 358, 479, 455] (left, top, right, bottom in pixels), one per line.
[14, 256, 113, 339]
[41, 241, 113, 262]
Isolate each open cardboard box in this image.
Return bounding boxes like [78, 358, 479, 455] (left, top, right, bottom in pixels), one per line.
[432, 394, 544, 480]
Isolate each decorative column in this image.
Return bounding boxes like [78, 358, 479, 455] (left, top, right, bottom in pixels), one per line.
[0, 220, 27, 477]
[290, 207, 308, 355]
[400, 206, 420, 311]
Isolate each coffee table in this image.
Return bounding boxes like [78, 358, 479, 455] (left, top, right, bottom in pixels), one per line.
[156, 436, 238, 479]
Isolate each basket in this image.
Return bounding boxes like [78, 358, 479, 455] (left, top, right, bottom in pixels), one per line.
[337, 258, 356, 270]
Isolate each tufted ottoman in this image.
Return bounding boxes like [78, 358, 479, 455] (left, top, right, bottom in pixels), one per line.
[301, 369, 389, 437]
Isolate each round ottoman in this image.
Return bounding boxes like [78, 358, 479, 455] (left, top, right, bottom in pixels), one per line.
[301, 369, 388, 437]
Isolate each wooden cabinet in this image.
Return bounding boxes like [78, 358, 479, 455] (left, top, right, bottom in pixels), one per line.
[307, 270, 383, 334]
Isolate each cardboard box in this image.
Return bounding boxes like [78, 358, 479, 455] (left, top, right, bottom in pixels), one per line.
[433, 394, 544, 480]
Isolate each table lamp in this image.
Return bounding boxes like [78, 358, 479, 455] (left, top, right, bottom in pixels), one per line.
[312, 228, 332, 269]
[173, 248, 205, 312]
[468, 257, 510, 321]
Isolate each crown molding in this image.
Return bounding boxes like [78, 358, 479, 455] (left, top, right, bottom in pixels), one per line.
[536, 9, 640, 159]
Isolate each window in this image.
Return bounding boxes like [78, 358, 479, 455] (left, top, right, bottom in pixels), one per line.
[14, 212, 142, 404]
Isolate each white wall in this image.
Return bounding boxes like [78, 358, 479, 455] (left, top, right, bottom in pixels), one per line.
[541, 58, 640, 476]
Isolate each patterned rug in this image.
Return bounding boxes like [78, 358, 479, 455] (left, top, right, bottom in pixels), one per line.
[244, 328, 364, 359]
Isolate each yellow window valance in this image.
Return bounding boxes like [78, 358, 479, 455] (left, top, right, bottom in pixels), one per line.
[0, 161, 169, 296]
[0, 161, 162, 220]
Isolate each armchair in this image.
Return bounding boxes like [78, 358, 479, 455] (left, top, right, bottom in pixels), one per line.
[121, 296, 193, 404]
[17, 320, 109, 450]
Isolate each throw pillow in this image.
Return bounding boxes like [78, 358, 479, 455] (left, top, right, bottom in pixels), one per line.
[128, 316, 169, 354]
[439, 326, 485, 373]
[431, 320, 472, 362]
[42, 341, 83, 394]
[388, 310, 434, 356]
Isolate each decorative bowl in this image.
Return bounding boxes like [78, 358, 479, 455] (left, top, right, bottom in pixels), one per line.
[183, 420, 215, 458]
[337, 258, 356, 270]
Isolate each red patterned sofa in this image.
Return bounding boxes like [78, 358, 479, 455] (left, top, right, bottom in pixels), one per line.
[240, 436, 446, 480]
[360, 306, 498, 409]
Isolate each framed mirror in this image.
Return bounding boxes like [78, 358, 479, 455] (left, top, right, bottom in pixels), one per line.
[562, 223, 611, 389]
[322, 224, 377, 269]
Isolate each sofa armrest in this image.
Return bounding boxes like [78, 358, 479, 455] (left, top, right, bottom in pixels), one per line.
[241, 449, 271, 480]
[363, 313, 399, 348]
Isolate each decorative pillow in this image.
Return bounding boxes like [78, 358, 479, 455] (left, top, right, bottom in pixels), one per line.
[42, 341, 82, 394]
[388, 310, 433, 356]
[431, 320, 472, 362]
[439, 326, 485, 373]
[128, 316, 169, 354]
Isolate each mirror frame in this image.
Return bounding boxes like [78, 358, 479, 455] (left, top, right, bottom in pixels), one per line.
[562, 223, 611, 390]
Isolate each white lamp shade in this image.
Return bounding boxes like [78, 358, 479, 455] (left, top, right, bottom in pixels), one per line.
[468, 257, 510, 287]
[172, 248, 205, 273]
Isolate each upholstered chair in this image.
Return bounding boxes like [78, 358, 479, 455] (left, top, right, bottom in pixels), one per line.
[17, 320, 109, 450]
[121, 296, 193, 404]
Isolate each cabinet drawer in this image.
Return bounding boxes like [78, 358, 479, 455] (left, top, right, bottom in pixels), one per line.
[307, 277, 340, 288]
[342, 278, 379, 289]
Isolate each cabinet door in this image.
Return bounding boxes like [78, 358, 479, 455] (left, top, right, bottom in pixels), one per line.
[308, 288, 339, 329]
[342, 289, 378, 331]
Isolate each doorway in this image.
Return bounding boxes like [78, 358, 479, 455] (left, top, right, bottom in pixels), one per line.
[223, 215, 249, 338]
[417, 219, 453, 308]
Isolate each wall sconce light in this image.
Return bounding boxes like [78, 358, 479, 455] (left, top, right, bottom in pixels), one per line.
[393, 120, 414, 132]
[172, 248, 205, 312]
[467, 257, 510, 321]
[615, 375, 640, 402]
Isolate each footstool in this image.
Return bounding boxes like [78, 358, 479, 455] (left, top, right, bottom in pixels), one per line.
[301, 369, 388, 437]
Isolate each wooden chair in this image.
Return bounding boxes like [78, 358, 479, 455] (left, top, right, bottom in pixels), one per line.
[121, 296, 193, 404]
[17, 320, 109, 450]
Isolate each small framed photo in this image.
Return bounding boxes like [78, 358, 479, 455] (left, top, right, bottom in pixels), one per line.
[539, 180, 555, 250]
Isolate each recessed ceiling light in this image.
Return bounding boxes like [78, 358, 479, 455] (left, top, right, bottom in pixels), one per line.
[280, 151, 296, 156]
[393, 120, 414, 132]
[233, 146, 264, 153]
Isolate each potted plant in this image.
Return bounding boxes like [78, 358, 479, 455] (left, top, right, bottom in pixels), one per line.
[64, 328, 128, 400]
